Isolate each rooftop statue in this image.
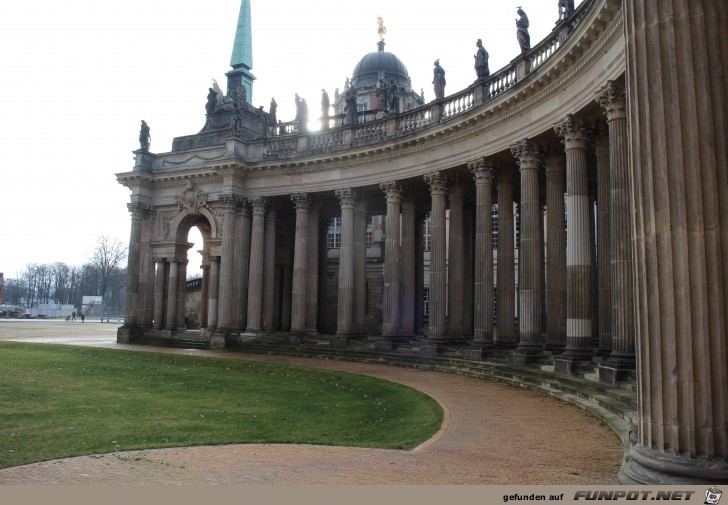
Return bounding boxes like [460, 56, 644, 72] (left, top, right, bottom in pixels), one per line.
[387, 79, 398, 113]
[321, 89, 330, 120]
[432, 59, 446, 100]
[558, 0, 575, 21]
[516, 7, 531, 54]
[474, 39, 490, 80]
[269, 97, 278, 126]
[138, 120, 151, 151]
[344, 86, 357, 125]
[205, 87, 218, 115]
[256, 106, 269, 139]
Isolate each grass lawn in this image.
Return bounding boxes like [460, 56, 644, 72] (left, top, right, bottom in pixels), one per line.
[0, 342, 442, 469]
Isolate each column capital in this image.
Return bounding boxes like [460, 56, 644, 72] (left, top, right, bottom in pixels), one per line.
[424, 171, 448, 195]
[554, 114, 590, 150]
[510, 138, 543, 170]
[470, 158, 497, 184]
[291, 192, 313, 211]
[335, 188, 358, 208]
[152, 256, 167, 264]
[545, 153, 566, 175]
[127, 202, 154, 219]
[595, 80, 627, 122]
[218, 194, 245, 213]
[208, 255, 221, 263]
[380, 181, 403, 202]
[248, 197, 268, 215]
[497, 167, 516, 186]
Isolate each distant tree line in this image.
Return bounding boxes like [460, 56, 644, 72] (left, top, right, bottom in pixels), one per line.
[4, 237, 127, 314]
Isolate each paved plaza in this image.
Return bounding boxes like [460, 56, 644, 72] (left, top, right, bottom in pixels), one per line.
[0, 320, 624, 484]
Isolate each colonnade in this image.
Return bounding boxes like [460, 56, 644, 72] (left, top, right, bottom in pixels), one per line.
[124, 81, 636, 377]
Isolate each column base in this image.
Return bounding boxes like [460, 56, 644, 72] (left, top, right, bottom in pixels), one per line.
[509, 351, 543, 366]
[618, 443, 728, 484]
[209, 331, 227, 351]
[330, 335, 351, 349]
[463, 347, 487, 361]
[554, 356, 593, 376]
[598, 363, 636, 385]
[116, 324, 145, 343]
[419, 343, 440, 357]
[544, 343, 566, 354]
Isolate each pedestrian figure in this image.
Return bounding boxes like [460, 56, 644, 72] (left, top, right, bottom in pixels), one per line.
[81, 313, 85, 323]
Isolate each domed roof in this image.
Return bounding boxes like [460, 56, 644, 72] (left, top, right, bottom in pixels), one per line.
[351, 41, 411, 88]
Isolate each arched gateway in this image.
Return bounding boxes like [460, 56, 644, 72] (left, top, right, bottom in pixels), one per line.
[117, 0, 728, 484]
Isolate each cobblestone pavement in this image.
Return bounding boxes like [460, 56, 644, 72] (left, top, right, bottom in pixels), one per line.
[0, 320, 625, 485]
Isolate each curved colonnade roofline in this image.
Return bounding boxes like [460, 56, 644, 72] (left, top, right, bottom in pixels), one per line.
[117, 0, 623, 199]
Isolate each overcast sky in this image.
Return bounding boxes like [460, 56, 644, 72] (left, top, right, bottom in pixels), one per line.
[0, 0, 582, 279]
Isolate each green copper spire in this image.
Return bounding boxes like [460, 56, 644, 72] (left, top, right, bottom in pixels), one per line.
[230, 0, 253, 70]
[226, 0, 255, 103]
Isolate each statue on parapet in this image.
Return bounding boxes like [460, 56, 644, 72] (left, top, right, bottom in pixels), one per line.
[138, 120, 151, 151]
[387, 79, 398, 113]
[344, 86, 357, 125]
[474, 39, 490, 80]
[432, 59, 446, 100]
[516, 7, 531, 54]
[233, 83, 247, 109]
[294, 93, 309, 132]
[269, 97, 278, 127]
[256, 106, 269, 139]
[321, 89, 330, 122]
[558, 0, 575, 21]
[205, 87, 218, 115]
[376, 71, 388, 110]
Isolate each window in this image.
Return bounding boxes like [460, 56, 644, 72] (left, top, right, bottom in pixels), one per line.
[423, 288, 430, 317]
[492, 205, 499, 249]
[366, 217, 373, 247]
[423, 214, 432, 252]
[327, 217, 341, 248]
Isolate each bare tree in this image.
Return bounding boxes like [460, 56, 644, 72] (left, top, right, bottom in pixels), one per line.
[90, 236, 127, 304]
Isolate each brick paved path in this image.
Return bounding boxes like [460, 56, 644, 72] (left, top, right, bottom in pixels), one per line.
[0, 321, 624, 484]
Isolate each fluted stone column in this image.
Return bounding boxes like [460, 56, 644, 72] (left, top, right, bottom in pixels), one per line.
[246, 197, 267, 332]
[235, 206, 252, 331]
[545, 154, 567, 352]
[353, 198, 368, 336]
[414, 212, 426, 335]
[290, 193, 311, 334]
[554, 114, 593, 363]
[139, 214, 156, 328]
[335, 188, 357, 338]
[512, 139, 544, 358]
[424, 172, 448, 341]
[305, 204, 320, 334]
[165, 259, 179, 331]
[207, 257, 220, 330]
[618, 1, 728, 484]
[152, 258, 166, 329]
[218, 195, 241, 329]
[381, 181, 402, 338]
[121, 203, 150, 332]
[597, 81, 636, 376]
[593, 128, 612, 356]
[463, 209, 474, 338]
[176, 259, 188, 329]
[261, 204, 277, 332]
[496, 170, 516, 348]
[200, 263, 210, 328]
[448, 181, 466, 339]
[401, 196, 416, 337]
[470, 159, 496, 348]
